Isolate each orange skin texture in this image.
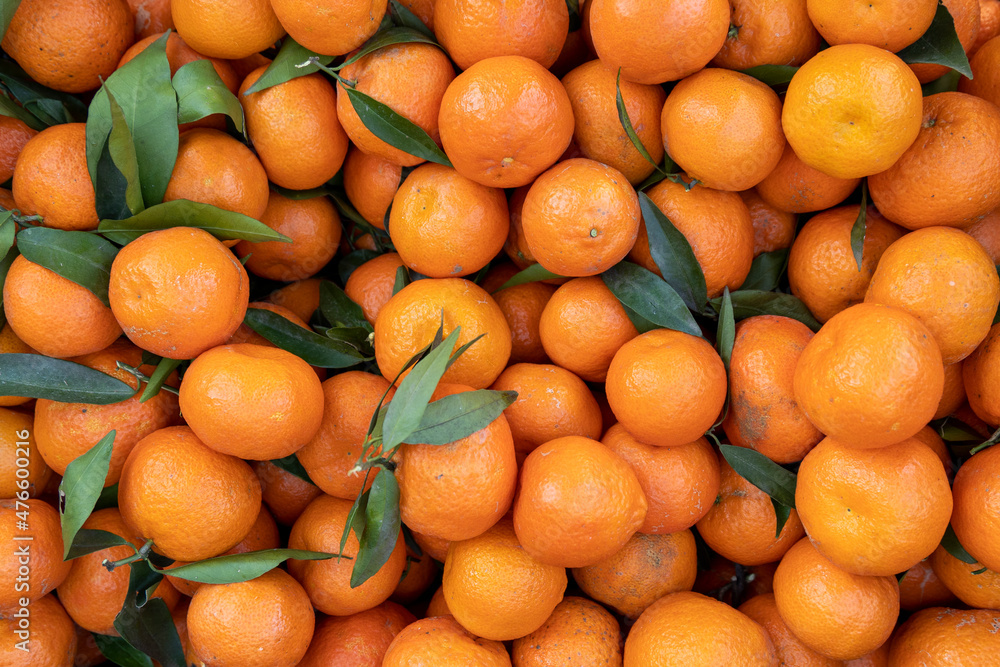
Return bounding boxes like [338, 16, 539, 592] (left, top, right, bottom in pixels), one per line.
[266, 278, 322, 323]
[240, 69, 348, 190]
[438, 55, 574, 188]
[337, 43, 454, 167]
[869, 94, 1000, 230]
[251, 460, 322, 526]
[936, 362, 968, 420]
[412, 530, 451, 564]
[425, 585, 451, 616]
[561, 59, 666, 185]
[898, 557, 960, 611]
[788, 205, 905, 323]
[635, 178, 755, 298]
[511, 596, 622, 667]
[297, 601, 416, 667]
[589, 0, 729, 84]
[773, 538, 899, 661]
[888, 607, 1000, 665]
[661, 68, 786, 192]
[389, 164, 508, 278]
[442, 519, 567, 641]
[782, 44, 923, 179]
[382, 616, 511, 667]
[951, 444, 1000, 571]
[711, 0, 822, 69]
[163, 128, 269, 221]
[4, 255, 122, 359]
[0, 500, 70, 611]
[12, 123, 98, 231]
[342, 148, 400, 229]
[503, 186, 539, 269]
[0, 595, 76, 667]
[910, 425, 955, 480]
[171, 0, 285, 60]
[270, 0, 386, 56]
[793, 303, 945, 448]
[911, 0, 981, 82]
[973, 1, 1000, 54]
[0, 325, 35, 407]
[345, 252, 406, 326]
[397, 383, 517, 541]
[2, 0, 134, 93]
[118, 426, 261, 561]
[723, 315, 822, 464]
[696, 459, 806, 566]
[236, 191, 342, 282]
[288, 492, 406, 616]
[606, 328, 728, 448]
[572, 530, 697, 620]
[806, 0, 937, 52]
[964, 323, 1000, 426]
[296, 371, 396, 500]
[624, 591, 776, 666]
[126, 0, 173, 38]
[756, 143, 861, 214]
[0, 409, 50, 498]
[35, 339, 180, 486]
[966, 207, 1000, 264]
[119, 32, 239, 93]
[374, 278, 511, 389]
[392, 547, 438, 605]
[491, 281, 557, 364]
[739, 593, 841, 667]
[513, 435, 647, 568]
[0, 116, 36, 183]
[188, 568, 314, 667]
[930, 546, 1000, 609]
[741, 188, 797, 256]
[521, 158, 640, 277]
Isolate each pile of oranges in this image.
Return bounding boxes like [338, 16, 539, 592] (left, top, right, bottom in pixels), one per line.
[1, 0, 1000, 665]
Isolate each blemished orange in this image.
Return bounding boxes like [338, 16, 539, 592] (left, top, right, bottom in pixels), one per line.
[344, 253, 406, 326]
[773, 538, 899, 661]
[806, 0, 937, 51]
[606, 328, 728, 448]
[899, 557, 960, 611]
[741, 189, 797, 256]
[964, 322, 1000, 425]
[589, 0, 729, 84]
[0, 500, 69, 610]
[911, 0, 982, 82]
[2, 0, 134, 93]
[239, 69, 348, 190]
[521, 158, 640, 277]
[888, 607, 1000, 665]
[3, 255, 122, 359]
[661, 68, 785, 192]
[341, 148, 400, 230]
[869, 93, 1000, 230]
[374, 278, 511, 389]
[266, 278, 322, 323]
[382, 616, 511, 666]
[973, 1, 1000, 55]
[560, 59, 666, 185]
[0, 116, 36, 183]
[389, 164, 508, 278]
[756, 143, 861, 214]
[0, 595, 76, 667]
[12, 123, 98, 231]
[270, 0, 387, 56]
[188, 569, 314, 667]
[951, 444, 1000, 572]
[573, 530, 697, 620]
[442, 519, 566, 641]
[782, 44, 923, 179]
[739, 593, 841, 667]
[109, 226, 249, 359]
[723, 315, 823, 463]
[118, 426, 261, 561]
[624, 591, 776, 666]
[711, 0, 821, 69]
[511, 596, 622, 667]
[126, 0, 173, 38]
[297, 602, 416, 667]
[296, 371, 396, 500]
[251, 460, 322, 526]
[787, 205, 905, 323]
[793, 303, 944, 448]
[930, 546, 1000, 609]
[0, 325, 35, 407]
[438, 55, 574, 188]
[967, 208, 1000, 264]
[288, 492, 406, 616]
[491, 281, 557, 364]
[171, 0, 285, 59]
[118, 32, 240, 94]
[0, 409, 50, 498]
[514, 435, 647, 568]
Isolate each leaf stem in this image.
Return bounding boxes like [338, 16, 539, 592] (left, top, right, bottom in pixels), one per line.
[115, 361, 180, 397]
[102, 538, 154, 572]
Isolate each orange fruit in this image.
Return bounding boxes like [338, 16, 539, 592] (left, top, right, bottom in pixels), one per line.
[119, 32, 240, 93]
[951, 444, 1000, 572]
[964, 322, 1000, 425]
[773, 538, 899, 661]
[126, 0, 173, 38]
[936, 361, 969, 420]
[118, 425, 261, 561]
[624, 591, 776, 666]
[741, 189, 797, 256]
[344, 253, 405, 327]
[739, 593, 840, 667]
[793, 303, 945, 448]
[388, 164, 508, 278]
[806, 0, 937, 52]
[341, 148, 401, 230]
[490, 281, 557, 364]
[297, 601, 416, 667]
[266, 278, 322, 322]
[239, 69, 348, 190]
[711, 0, 821, 69]
[782, 44, 923, 179]
[0, 499, 70, 610]
[412, 530, 451, 564]
[0, 595, 76, 667]
[0, 116, 37, 183]
[391, 547, 438, 605]
[661, 68, 785, 192]
[606, 328, 728, 448]
[3, 255, 122, 359]
[911, 0, 982, 82]
[382, 616, 511, 666]
[424, 585, 451, 617]
[898, 557, 960, 611]
[930, 546, 1000, 609]
[0, 409, 51, 498]
[511, 596, 622, 667]
[502, 186, 539, 270]
[514, 435, 647, 568]
[270, 0, 387, 56]
[438, 55, 574, 188]
[0, 325, 35, 407]
[888, 607, 1000, 664]
[251, 460, 322, 526]
[171, 0, 285, 59]
[589, 0, 730, 85]
[967, 208, 1000, 264]
[911, 425, 956, 479]
[975, 2, 1000, 54]
[561, 59, 666, 185]
[573, 530, 697, 620]
[374, 278, 511, 389]
[756, 143, 861, 214]
[694, 556, 778, 609]
[228, 52, 272, 83]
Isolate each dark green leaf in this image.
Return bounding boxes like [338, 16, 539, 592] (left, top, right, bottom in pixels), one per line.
[59, 431, 116, 559]
[390, 0, 435, 36]
[0, 60, 87, 125]
[497, 263, 564, 292]
[16, 226, 118, 306]
[922, 69, 962, 95]
[601, 261, 703, 337]
[244, 38, 335, 95]
[0, 354, 135, 403]
[771, 498, 792, 539]
[244, 307, 368, 368]
[896, 2, 973, 78]
[173, 60, 245, 132]
[273, 184, 330, 200]
[156, 548, 342, 584]
[741, 248, 789, 292]
[392, 265, 410, 296]
[444, 333, 485, 373]
[270, 454, 315, 485]
[351, 470, 401, 587]
[565, 0, 581, 31]
[99, 199, 291, 245]
[719, 444, 797, 508]
[970, 426, 1000, 455]
[114, 594, 185, 667]
[342, 85, 452, 167]
[615, 69, 663, 173]
[94, 138, 133, 221]
[740, 65, 799, 86]
[941, 524, 978, 564]
[850, 182, 867, 272]
[336, 27, 438, 72]
[718, 287, 735, 372]
[92, 634, 154, 667]
[329, 191, 378, 232]
[320, 280, 371, 330]
[711, 291, 821, 331]
[94, 483, 120, 511]
[339, 248, 382, 283]
[403, 389, 517, 445]
[0, 0, 21, 44]
[138, 357, 180, 403]
[65, 528, 133, 560]
[0, 92, 45, 130]
[343, 487, 372, 555]
[638, 192, 708, 312]
[0, 213, 14, 259]
[104, 85, 144, 216]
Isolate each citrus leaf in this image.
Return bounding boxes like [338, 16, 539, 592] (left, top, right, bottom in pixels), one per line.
[320, 280, 370, 330]
[272, 185, 330, 200]
[0, 91, 45, 130]
[392, 264, 410, 295]
[0, 213, 15, 258]
[342, 85, 452, 167]
[343, 486, 371, 555]
[243, 307, 368, 368]
[444, 333, 485, 372]
[59, 431, 116, 559]
[718, 287, 735, 372]
[719, 444, 797, 508]
[173, 59, 245, 132]
[103, 85, 144, 216]
[92, 634, 154, 667]
[154, 548, 344, 584]
[336, 27, 438, 71]
[0, 354, 134, 403]
[244, 38, 334, 95]
[565, 0, 581, 31]
[269, 454, 315, 485]
[339, 248, 381, 283]
[638, 192, 708, 312]
[114, 590, 185, 667]
[635, 155, 680, 192]
[711, 291, 821, 331]
[620, 302, 661, 333]
[938, 418, 984, 442]
[896, 2, 973, 78]
[741, 248, 789, 292]
[771, 497, 792, 539]
[16, 226, 118, 306]
[615, 69, 663, 173]
[98, 199, 291, 244]
[65, 528, 133, 561]
[850, 182, 867, 272]
[740, 64, 799, 86]
[0, 59, 87, 125]
[941, 524, 978, 564]
[93, 135, 132, 221]
[922, 69, 962, 95]
[351, 470, 401, 588]
[403, 389, 517, 445]
[601, 261, 703, 337]
[389, 0, 435, 37]
[0, 0, 21, 42]
[496, 263, 563, 292]
[138, 357, 180, 403]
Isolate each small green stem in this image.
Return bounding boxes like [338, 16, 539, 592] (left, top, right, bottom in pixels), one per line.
[102, 538, 154, 572]
[115, 361, 180, 396]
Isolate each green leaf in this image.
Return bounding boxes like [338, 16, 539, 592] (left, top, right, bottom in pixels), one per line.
[938, 418, 984, 442]
[615, 69, 663, 173]
[0, 60, 87, 126]
[771, 497, 792, 539]
[850, 182, 867, 272]
[138, 357, 180, 403]
[65, 528, 133, 561]
[740, 65, 799, 86]
[496, 263, 563, 292]
[896, 1, 973, 78]
[970, 426, 1000, 455]
[342, 85, 453, 167]
[173, 60, 245, 132]
[320, 280, 371, 330]
[343, 486, 371, 555]
[0, 213, 14, 257]
[922, 69, 962, 95]
[104, 85, 144, 216]
[711, 291, 821, 331]
[741, 248, 789, 292]
[336, 27, 438, 72]
[94, 136, 132, 221]
[243, 307, 368, 368]
[0, 354, 135, 403]
[92, 634, 154, 667]
[718, 287, 735, 372]
[392, 264, 410, 295]
[244, 38, 335, 95]
[941, 524, 978, 564]
[98, 199, 291, 245]
[270, 454, 315, 485]
[719, 444, 797, 508]
[351, 470, 401, 588]
[638, 192, 709, 312]
[389, 0, 435, 37]
[114, 593, 185, 667]
[403, 389, 517, 445]
[16, 226, 118, 306]
[601, 261, 703, 337]
[156, 548, 342, 584]
[0, 0, 21, 42]
[94, 482, 120, 511]
[0, 91, 45, 131]
[59, 431, 116, 559]
[565, 0, 581, 31]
